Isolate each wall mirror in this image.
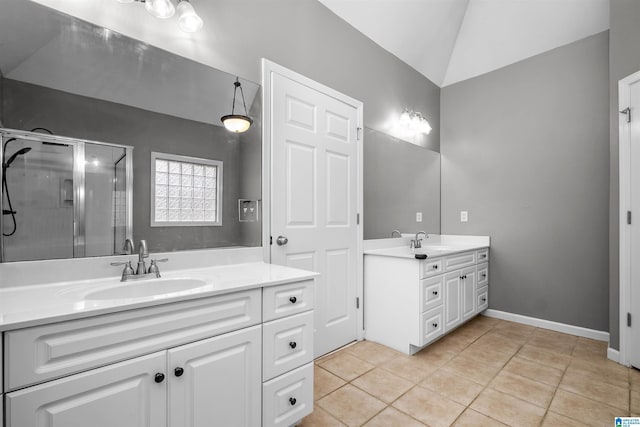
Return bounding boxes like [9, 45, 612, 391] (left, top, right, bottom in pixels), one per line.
[0, 0, 262, 261]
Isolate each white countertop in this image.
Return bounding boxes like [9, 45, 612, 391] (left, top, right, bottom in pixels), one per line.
[0, 262, 318, 331]
[364, 243, 489, 260]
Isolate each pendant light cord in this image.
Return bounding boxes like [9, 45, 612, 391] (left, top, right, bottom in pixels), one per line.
[231, 77, 249, 116]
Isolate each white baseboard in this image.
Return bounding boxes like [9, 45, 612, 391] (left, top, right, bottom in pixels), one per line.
[482, 309, 609, 342]
[607, 347, 621, 363]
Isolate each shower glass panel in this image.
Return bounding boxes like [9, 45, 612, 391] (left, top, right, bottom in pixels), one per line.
[1, 129, 133, 262]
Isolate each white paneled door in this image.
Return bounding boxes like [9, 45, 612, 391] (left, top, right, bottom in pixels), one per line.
[628, 74, 640, 369]
[265, 61, 363, 357]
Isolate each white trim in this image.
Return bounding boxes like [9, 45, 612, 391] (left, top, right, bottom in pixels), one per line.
[482, 309, 609, 342]
[619, 69, 640, 367]
[261, 59, 365, 341]
[608, 347, 623, 364]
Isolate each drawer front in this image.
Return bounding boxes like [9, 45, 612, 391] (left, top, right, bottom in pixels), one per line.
[263, 311, 314, 381]
[263, 280, 314, 322]
[421, 275, 443, 312]
[263, 362, 313, 427]
[4, 289, 261, 391]
[421, 258, 443, 278]
[444, 251, 476, 272]
[477, 287, 489, 312]
[420, 306, 444, 346]
[476, 248, 489, 263]
[477, 262, 489, 288]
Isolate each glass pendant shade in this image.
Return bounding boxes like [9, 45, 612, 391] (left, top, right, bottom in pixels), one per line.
[177, 0, 203, 32]
[145, 0, 175, 19]
[221, 115, 253, 133]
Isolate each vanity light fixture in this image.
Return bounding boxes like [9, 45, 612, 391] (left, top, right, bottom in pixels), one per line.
[115, 0, 203, 33]
[400, 108, 432, 135]
[221, 77, 253, 133]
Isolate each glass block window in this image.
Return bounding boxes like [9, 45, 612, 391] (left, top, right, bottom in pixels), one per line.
[150, 152, 223, 227]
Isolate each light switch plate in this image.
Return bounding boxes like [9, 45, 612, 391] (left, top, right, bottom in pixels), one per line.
[239, 199, 259, 222]
[416, 212, 422, 222]
[460, 211, 468, 222]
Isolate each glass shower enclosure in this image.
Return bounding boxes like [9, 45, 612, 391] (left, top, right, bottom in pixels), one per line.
[1, 129, 133, 262]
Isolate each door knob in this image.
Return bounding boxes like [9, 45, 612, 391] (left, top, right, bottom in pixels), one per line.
[276, 236, 288, 246]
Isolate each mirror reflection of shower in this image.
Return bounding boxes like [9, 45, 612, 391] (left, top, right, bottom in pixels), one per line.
[1, 129, 133, 262]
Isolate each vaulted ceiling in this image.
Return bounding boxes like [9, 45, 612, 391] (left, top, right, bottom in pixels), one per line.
[318, 0, 610, 87]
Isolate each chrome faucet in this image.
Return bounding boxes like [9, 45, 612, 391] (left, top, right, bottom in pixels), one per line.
[391, 230, 402, 238]
[136, 240, 149, 275]
[411, 231, 428, 249]
[122, 238, 134, 255]
[111, 239, 169, 282]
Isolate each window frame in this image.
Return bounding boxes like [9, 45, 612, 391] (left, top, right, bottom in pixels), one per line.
[150, 151, 223, 227]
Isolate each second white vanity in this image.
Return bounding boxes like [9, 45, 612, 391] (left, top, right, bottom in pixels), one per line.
[364, 236, 490, 355]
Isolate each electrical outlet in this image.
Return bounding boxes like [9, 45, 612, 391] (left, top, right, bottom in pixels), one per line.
[460, 211, 468, 222]
[416, 212, 422, 222]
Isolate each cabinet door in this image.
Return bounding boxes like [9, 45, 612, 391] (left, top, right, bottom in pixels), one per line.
[168, 325, 261, 427]
[6, 352, 166, 427]
[461, 267, 476, 321]
[444, 272, 462, 331]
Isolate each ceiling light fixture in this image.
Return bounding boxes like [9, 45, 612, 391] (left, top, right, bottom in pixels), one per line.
[221, 77, 253, 133]
[116, 0, 203, 33]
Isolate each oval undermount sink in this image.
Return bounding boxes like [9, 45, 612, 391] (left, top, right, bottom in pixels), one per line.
[86, 278, 208, 300]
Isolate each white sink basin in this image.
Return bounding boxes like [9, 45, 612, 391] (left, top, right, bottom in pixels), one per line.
[86, 278, 208, 300]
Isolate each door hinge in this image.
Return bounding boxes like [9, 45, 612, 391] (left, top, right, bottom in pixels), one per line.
[628, 312, 632, 327]
[628, 211, 632, 225]
[270, 236, 273, 245]
[621, 107, 632, 123]
[357, 213, 360, 225]
[356, 127, 362, 141]
[356, 297, 360, 309]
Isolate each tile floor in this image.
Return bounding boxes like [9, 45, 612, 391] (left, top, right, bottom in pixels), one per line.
[299, 316, 640, 427]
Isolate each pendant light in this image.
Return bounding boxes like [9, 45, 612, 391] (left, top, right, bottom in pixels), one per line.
[177, 0, 203, 33]
[145, 0, 175, 19]
[221, 78, 253, 133]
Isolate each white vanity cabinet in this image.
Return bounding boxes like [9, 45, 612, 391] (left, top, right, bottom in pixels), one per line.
[364, 248, 489, 355]
[2, 278, 315, 427]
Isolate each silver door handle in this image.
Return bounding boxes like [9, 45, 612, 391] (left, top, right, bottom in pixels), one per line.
[276, 236, 288, 246]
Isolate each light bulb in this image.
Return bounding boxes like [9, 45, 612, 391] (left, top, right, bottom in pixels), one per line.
[400, 109, 411, 125]
[420, 120, 432, 135]
[222, 115, 252, 133]
[145, 0, 175, 19]
[177, 0, 203, 32]
[116, 0, 135, 3]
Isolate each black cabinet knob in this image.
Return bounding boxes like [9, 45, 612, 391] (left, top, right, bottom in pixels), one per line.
[432, 291, 438, 296]
[432, 323, 438, 328]
[289, 341, 297, 349]
[482, 273, 487, 278]
[482, 297, 487, 302]
[289, 296, 297, 304]
[289, 397, 297, 406]
[433, 265, 438, 269]
[174, 367, 184, 377]
[154, 373, 165, 383]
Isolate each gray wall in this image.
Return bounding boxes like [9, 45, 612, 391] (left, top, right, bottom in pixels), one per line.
[609, 0, 640, 350]
[441, 32, 610, 332]
[3, 79, 261, 252]
[364, 127, 440, 239]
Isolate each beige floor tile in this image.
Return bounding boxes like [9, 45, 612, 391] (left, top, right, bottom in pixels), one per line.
[429, 333, 475, 353]
[471, 388, 546, 427]
[572, 337, 608, 361]
[517, 344, 571, 371]
[502, 356, 564, 387]
[460, 344, 513, 369]
[443, 354, 502, 385]
[471, 331, 523, 355]
[414, 345, 457, 367]
[381, 354, 439, 383]
[317, 384, 386, 427]
[527, 330, 578, 356]
[632, 390, 640, 414]
[392, 386, 465, 427]
[493, 320, 536, 335]
[352, 368, 414, 404]
[475, 315, 503, 327]
[346, 340, 401, 366]
[299, 405, 346, 427]
[631, 368, 640, 390]
[420, 369, 484, 406]
[560, 368, 629, 411]
[315, 366, 347, 400]
[453, 409, 507, 427]
[541, 411, 586, 427]
[363, 407, 425, 427]
[319, 352, 375, 382]
[550, 389, 625, 426]
[567, 358, 629, 389]
[489, 370, 555, 408]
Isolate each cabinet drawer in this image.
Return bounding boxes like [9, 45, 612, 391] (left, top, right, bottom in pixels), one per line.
[444, 251, 476, 272]
[263, 280, 314, 322]
[477, 287, 489, 312]
[263, 362, 313, 427]
[477, 262, 489, 288]
[420, 306, 443, 346]
[263, 311, 314, 381]
[4, 289, 261, 391]
[421, 258, 443, 278]
[476, 248, 489, 263]
[421, 275, 443, 312]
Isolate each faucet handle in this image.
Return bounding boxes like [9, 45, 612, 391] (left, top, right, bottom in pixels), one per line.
[147, 258, 168, 277]
[111, 260, 134, 281]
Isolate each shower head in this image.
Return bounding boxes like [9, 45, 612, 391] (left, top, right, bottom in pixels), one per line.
[3, 147, 31, 169]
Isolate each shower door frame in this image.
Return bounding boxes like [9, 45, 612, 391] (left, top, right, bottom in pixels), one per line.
[0, 128, 133, 262]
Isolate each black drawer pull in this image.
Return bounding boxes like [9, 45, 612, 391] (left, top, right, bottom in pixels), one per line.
[432, 291, 438, 296]
[432, 323, 438, 328]
[481, 297, 487, 302]
[433, 265, 439, 269]
[289, 296, 297, 304]
[289, 341, 297, 349]
[289, 397, 297, 406]
[174, 367, 184, 377]
[154, 373, 165, 383]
